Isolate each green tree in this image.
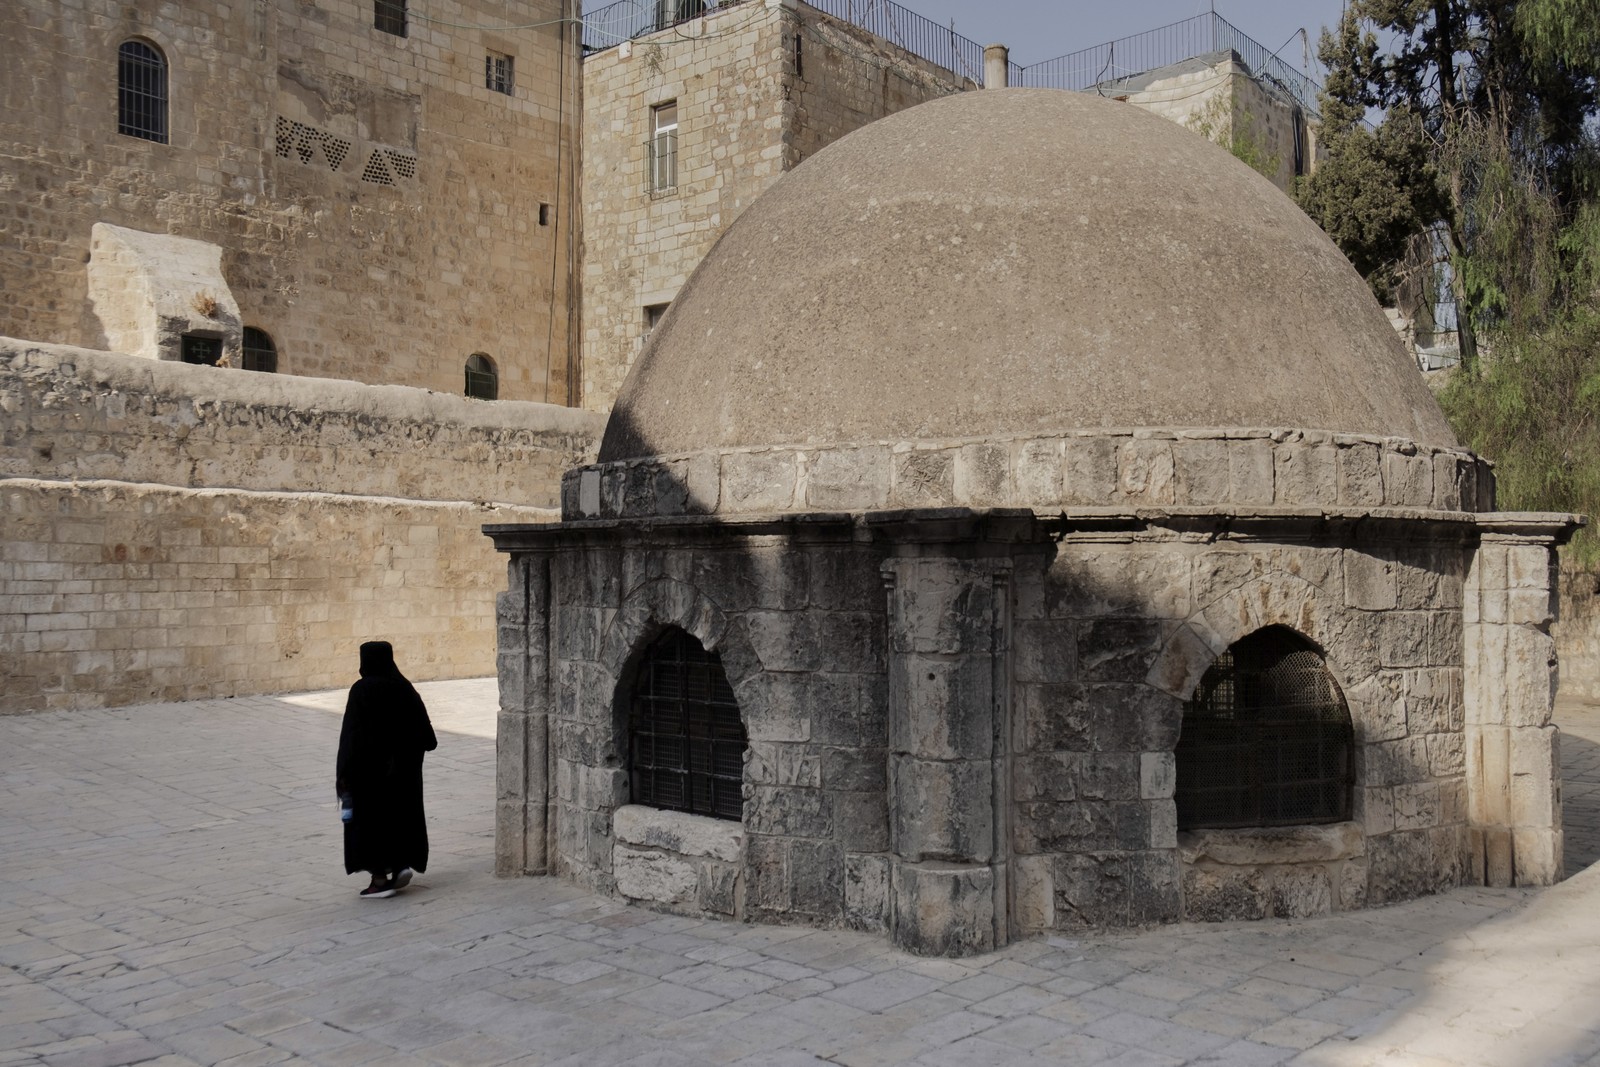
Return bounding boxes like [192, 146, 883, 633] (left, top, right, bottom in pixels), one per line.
[1301, 0, 1600, 556]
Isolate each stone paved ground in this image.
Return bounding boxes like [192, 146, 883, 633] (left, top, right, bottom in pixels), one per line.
[3, 682, 1599, 1067]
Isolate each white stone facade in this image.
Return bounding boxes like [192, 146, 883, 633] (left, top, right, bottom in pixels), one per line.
[578, 0, 974, 412]
[1, 0, 580, 401]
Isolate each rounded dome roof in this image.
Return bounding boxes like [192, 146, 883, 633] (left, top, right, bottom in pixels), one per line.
[599, 89, 1457, 462]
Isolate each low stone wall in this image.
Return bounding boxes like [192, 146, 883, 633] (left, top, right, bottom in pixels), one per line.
[0, 478, 552, 712]
[562, 428, 1489, 521]
[2, 339, 604, 507]
[611, 805, 745, 918]
[1557, 566, 1600, 700]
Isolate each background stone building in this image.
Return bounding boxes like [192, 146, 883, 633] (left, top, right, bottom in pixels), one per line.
[2, 0, 581, 402]
[490, 90, 1578, 954]
[577, 0, 981, 411]
[577, 2, 1322, 413]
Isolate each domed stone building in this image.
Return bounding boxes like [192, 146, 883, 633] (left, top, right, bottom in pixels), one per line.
[487, 89, 1580, 956]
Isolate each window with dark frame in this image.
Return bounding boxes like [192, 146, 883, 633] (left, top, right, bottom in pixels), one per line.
[644, 302, 669, 335]
[118, 40, 168, 144]
[485, 51, 514, 94]
[1175, 626, 1354, 830]
[374, 0, 407, 37]
[628, 629, 746, 821]
[180, 334, 222, 366]
[464, 352, 498, 399]
[241, 327, 277, 373]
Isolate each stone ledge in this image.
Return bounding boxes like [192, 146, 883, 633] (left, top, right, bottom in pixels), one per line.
[613, 804, 744, 862]
[561, 429, 1489, 522]
[1179, 821, 1364, 866]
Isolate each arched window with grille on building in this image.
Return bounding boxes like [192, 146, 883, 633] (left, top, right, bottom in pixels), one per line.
[118, 40, 168, 144]
[1175, 626, 1353, 830]
[464, 353, 497, 399]
[628, 628, 746, 821]
[241, 328, 277, 373]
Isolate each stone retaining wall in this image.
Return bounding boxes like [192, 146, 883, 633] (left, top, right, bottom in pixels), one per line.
[1556, 566, 1600, 701]
[0, 478, 551, 712]
[3, 340, 604, 507]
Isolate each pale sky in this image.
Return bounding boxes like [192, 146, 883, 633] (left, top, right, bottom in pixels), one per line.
[582, 1, 1356, 77]
[886, 1, 1350, 71]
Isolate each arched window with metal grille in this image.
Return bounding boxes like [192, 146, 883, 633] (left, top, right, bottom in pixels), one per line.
[118, 40, 168, 144]
[1175, 626, 1353, 830]
[627, 629, 746, 821]
[241, 328, 277, 373]
[464, 353, 497, 399]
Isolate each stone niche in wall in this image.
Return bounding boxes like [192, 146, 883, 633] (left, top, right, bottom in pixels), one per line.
[85, 224, 242, 364]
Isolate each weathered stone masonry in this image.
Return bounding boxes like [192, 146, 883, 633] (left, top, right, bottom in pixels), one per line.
[2, 340, 603, 713]
[489, 504, 1571, 953]
[2, 0, 580, 400]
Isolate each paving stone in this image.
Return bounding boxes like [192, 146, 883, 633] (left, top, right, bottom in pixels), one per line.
[0, 683, 1597, 1067]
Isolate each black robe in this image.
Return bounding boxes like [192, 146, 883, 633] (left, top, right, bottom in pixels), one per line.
[336, 641, 438, 876]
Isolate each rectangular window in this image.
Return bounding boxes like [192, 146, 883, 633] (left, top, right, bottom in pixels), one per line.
[374, 0, 407, 37]
[648, 101, 678, 196]
[485, 51, 514, 95]
[180, 334, 223, 366]
[644, 303, 670, 335]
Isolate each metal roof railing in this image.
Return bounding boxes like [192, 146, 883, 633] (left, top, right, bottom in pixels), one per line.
[1013, 12, 1320, 115]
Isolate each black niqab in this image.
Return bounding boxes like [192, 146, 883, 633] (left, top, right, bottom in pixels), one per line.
[336, 641, 438, 876]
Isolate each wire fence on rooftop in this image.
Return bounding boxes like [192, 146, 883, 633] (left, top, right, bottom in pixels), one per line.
[1013, 12, 1321, 115]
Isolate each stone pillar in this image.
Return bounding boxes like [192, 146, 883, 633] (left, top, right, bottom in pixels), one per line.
[984, 44, 1010, 89]
[495, 550, 554, 876]
[883, 553, 1011, 956]
[1464, 517, 1579, 886]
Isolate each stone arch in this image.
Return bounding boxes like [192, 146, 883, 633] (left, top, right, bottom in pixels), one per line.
[597, 576, 766, 763]
[1148, 571, 1366, 703]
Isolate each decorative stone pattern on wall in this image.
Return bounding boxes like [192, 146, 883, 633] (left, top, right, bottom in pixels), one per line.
[2, 340, 604, 508]
[0, 0, 578, 401]
[1, 479, 551, 713]
[578, 0, 972, 412]
[561, 428, 1491, 519]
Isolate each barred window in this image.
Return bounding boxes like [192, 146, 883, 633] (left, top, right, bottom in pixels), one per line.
[464, 353, 497, 399]
[242, 328, 277, 373]
[628, 629, 745, 821]
[374, 0, 407, 36]
[486, 51, 514, 95]
[1175, 627, 1353, 830]
[118, 40, 168, 144]
[180, 334, 222, 366]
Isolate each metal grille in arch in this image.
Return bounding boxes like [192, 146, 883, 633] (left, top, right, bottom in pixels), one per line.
[1175, 627, 1354, 829]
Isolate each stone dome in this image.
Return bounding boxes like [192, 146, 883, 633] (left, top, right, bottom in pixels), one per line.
[599, 88, 1457, 463]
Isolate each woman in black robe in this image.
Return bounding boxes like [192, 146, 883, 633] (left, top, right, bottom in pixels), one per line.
[336, 641, 438, 899]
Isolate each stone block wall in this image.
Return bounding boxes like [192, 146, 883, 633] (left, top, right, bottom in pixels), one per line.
[578, 0, 972, 412]
[1125, 54, 1310, 193]
[2, 340, 604, 508]
[1, 0, 579, 401]
[1011, 533, 1472, 931]
[561, 428, 1489, 521]
[493, 526, 894, 932]
[1, 479, 550, 712]
[1554, 566, 1600, 700]
[0, 339, 601, 713]
[490, 508, 1541, 952]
